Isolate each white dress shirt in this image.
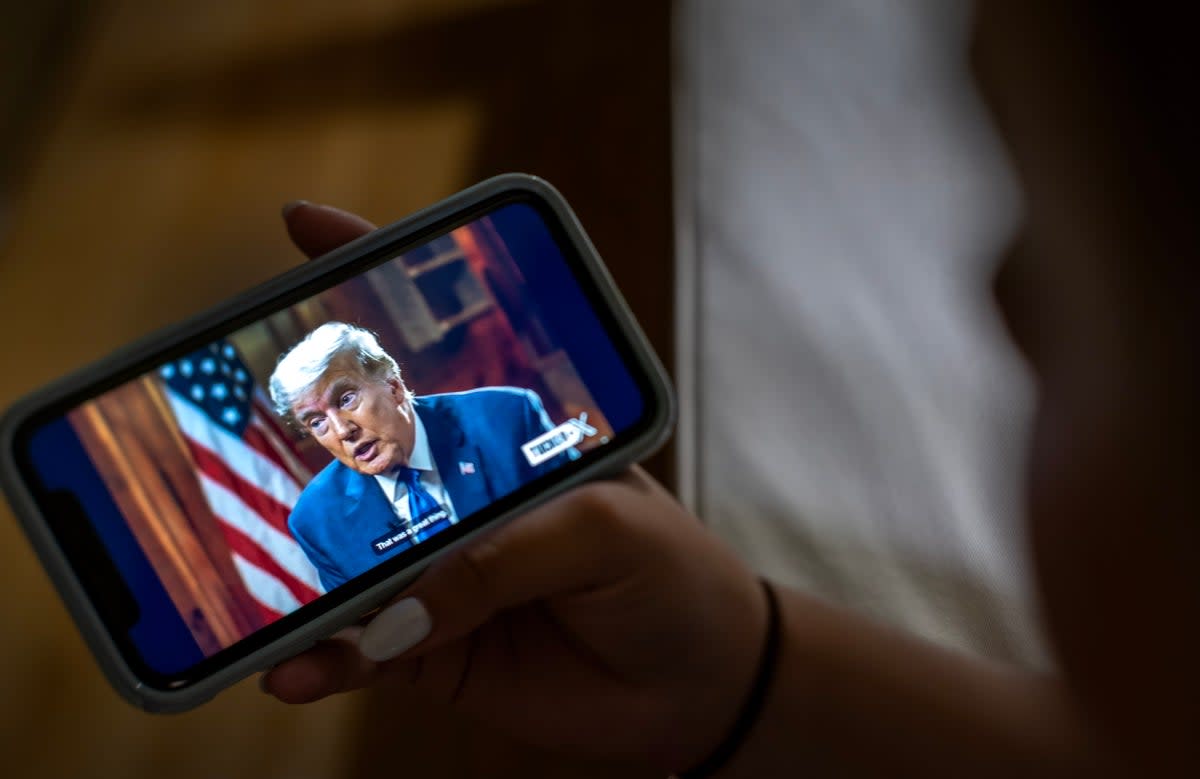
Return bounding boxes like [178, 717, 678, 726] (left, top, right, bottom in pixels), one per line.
[372, 412, 459, 527]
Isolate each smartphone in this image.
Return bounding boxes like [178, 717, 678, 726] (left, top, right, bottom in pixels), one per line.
[0, 174, 674, 712]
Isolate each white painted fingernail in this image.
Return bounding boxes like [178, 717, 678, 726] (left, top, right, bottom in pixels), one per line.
[358, 598, 432, 661]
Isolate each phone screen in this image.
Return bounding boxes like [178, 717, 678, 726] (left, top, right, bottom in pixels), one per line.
[12, 196, 655, 687]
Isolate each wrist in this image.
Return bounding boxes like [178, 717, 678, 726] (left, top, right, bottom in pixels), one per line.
[674, 578, 783, 779]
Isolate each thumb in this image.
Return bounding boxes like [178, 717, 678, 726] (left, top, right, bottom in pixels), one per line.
[358, 471, 653, 662]
[282, 201, 376, 259]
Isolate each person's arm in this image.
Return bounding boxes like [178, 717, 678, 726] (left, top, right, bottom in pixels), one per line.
[711, 589, 1108, 778]
[266, 469, 1111, 777]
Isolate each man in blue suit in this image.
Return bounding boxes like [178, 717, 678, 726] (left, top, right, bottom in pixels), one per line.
[269, 322, 576, 592]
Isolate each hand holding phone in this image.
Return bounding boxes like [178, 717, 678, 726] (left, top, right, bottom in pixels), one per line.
[268, 464, 770, 776]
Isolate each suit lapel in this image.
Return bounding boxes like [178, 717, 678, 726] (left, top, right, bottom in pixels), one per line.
[417, 398, 494, 518]
[339, 461, 391, 526]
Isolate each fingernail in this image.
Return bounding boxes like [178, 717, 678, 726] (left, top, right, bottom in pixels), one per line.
[281, 199, 310, 218]
[358, 598, 432, 662]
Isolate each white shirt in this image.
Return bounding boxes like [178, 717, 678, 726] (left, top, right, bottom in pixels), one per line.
[372, 412, 459, 527]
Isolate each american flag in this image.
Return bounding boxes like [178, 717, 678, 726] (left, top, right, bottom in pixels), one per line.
[159, 340, 324, 625]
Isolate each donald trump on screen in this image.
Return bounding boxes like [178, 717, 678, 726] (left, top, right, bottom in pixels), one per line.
[269, 322, 576, 591]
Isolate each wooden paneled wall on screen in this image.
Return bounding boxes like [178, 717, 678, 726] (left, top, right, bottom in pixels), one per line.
[70, 378, 265, 653]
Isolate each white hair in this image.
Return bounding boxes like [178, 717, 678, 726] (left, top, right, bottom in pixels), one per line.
[268, 322, 412, 427]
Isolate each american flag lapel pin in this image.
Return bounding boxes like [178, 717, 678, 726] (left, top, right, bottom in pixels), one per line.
[459, 461, 476, 475]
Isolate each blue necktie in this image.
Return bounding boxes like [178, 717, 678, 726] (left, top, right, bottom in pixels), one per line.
[398, 466, 439, 521]
[396, 467, 449, 542]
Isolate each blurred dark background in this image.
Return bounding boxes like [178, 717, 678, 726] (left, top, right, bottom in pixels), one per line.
[0, 1, 670, 777]
[7, 1, 1165, 776]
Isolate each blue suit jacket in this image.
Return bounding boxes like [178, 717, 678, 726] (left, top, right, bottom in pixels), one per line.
[289, 387, 575, 591]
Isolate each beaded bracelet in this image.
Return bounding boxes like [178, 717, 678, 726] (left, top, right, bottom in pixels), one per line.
[678, 578, 782, 779]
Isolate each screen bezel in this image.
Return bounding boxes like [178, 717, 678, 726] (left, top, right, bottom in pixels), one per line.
[0, 175, 674, 703]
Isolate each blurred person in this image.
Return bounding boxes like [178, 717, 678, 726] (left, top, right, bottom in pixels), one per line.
[270, 321, 574, 591]
[262, 2, 1199, 776]
[674, 0, 1043, 667]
